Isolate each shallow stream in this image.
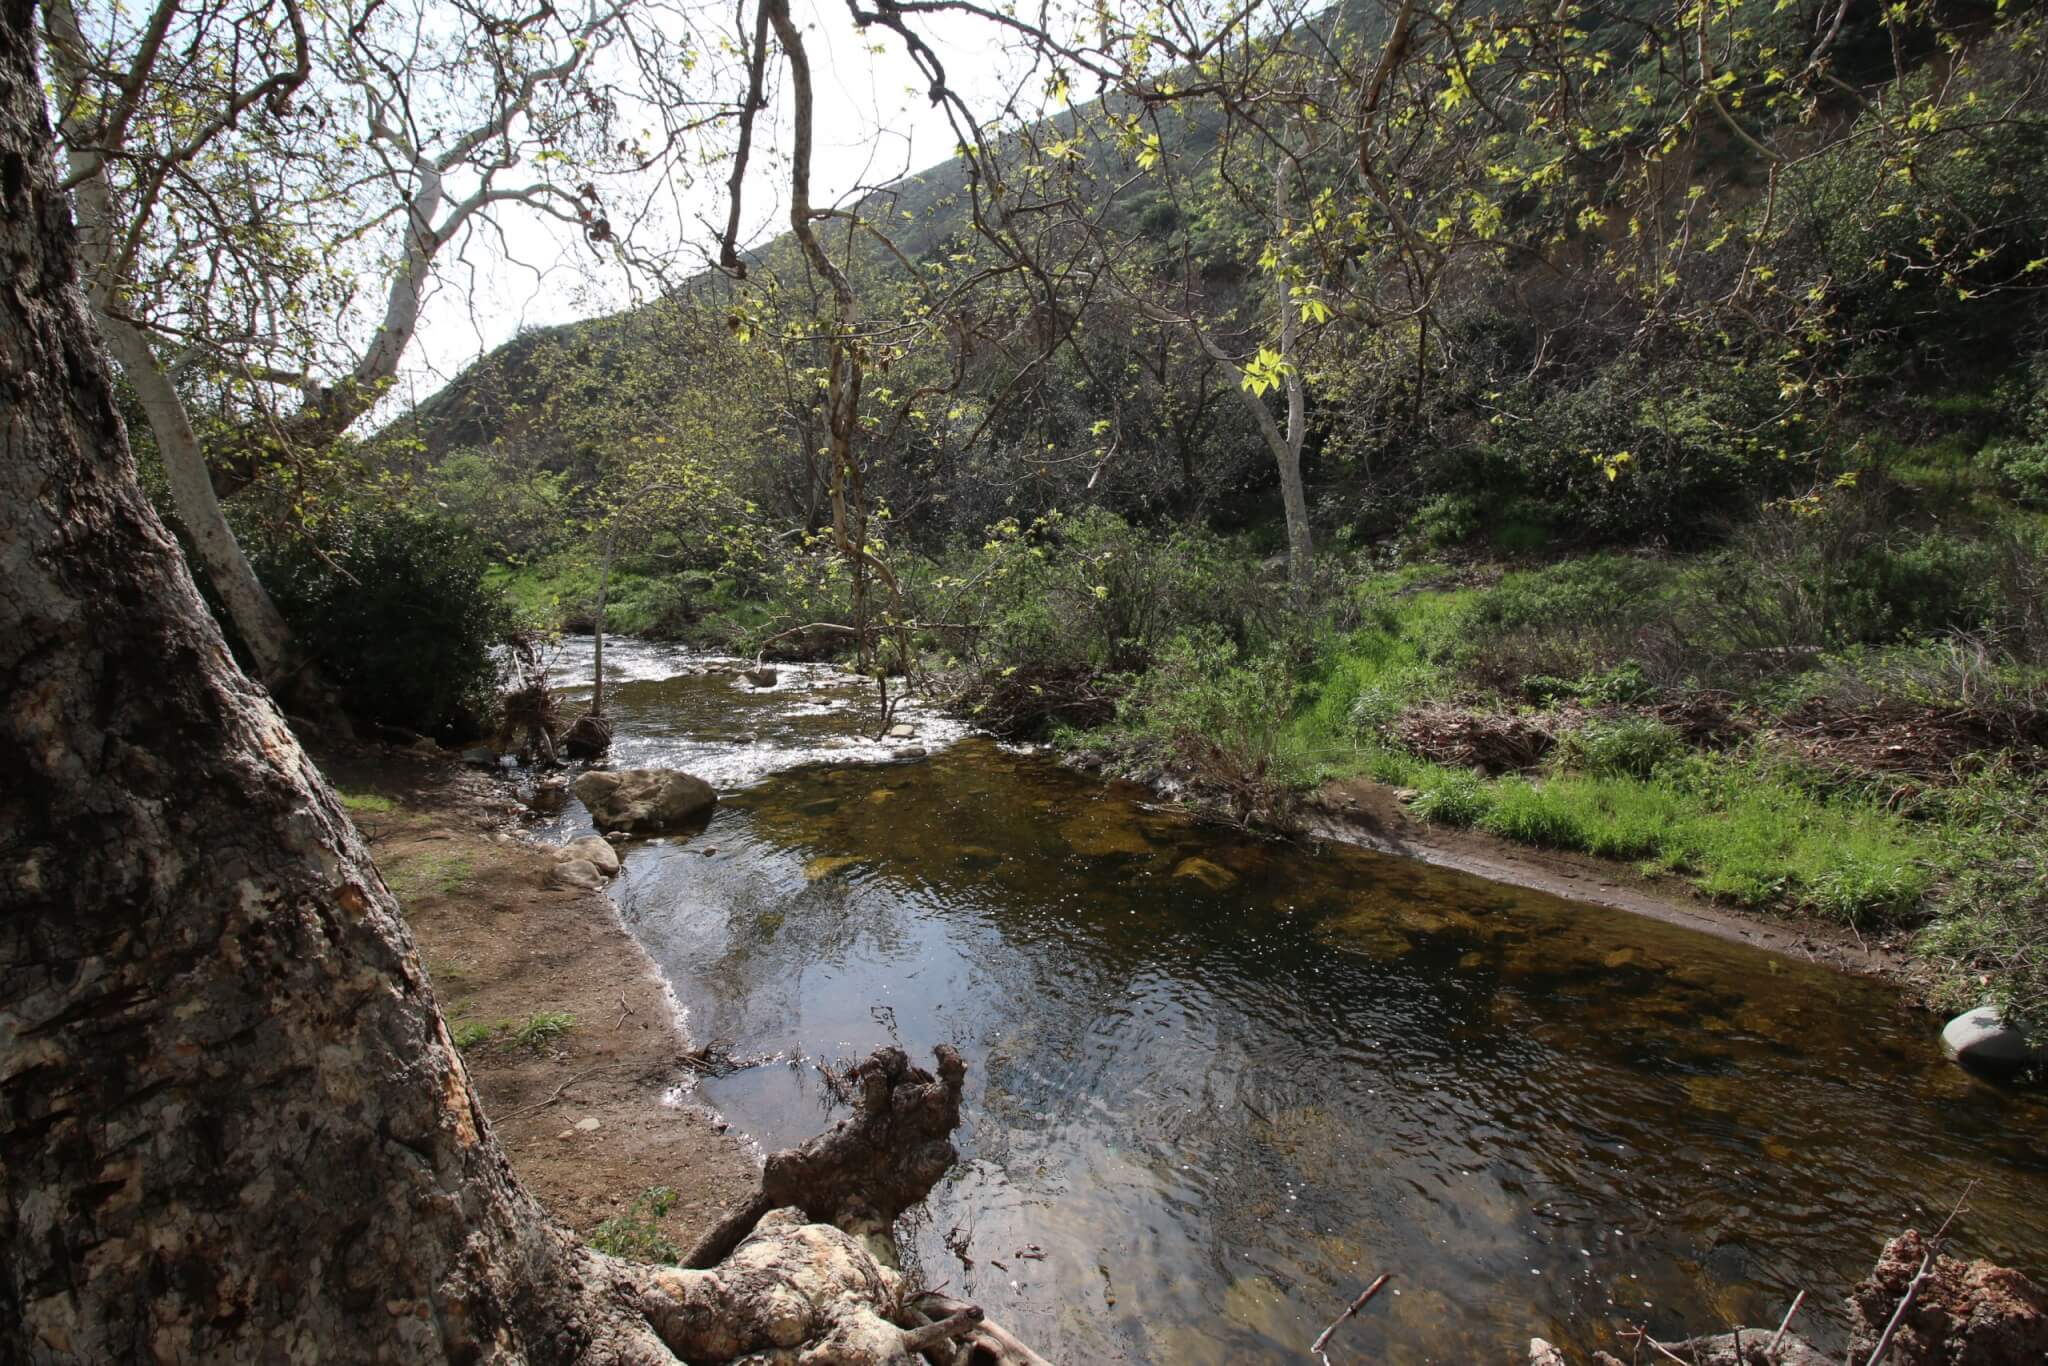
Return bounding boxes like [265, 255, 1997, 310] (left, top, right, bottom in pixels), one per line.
[539, 638, 2048, 1362]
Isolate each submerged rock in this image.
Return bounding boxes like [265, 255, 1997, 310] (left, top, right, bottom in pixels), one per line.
[1940, 1006, 2047, 1074]
[555, 834, 620, 878]
[1172, 857, 1238, 891]
[744, 666, 778, 687]
[572, 768, 716, 834]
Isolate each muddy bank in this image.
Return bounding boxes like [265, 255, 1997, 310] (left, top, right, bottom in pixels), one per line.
[315, 744, 755, 1252]
[1304, 774, 1924, 987]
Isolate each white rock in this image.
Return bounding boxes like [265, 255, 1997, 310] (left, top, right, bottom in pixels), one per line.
[555, 834, 620, 877]
[548, 859, 606, 891]
[574, 1117, 601, 1132]
[888, 723, 916, 738]
[1941, 1006, 2048, 1072]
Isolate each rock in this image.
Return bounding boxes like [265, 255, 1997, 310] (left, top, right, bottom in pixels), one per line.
[549, 859, 606, 891]
[887, 723, 916, 738]
[526, 780, 569, 815]
[459, 745, 499, 767]
[410, 737, 442, 756]
[555, 834, 621, 877]
[1657, 1330, 1829, 1365]
[1850, 1229, 2048, 1364]
[572, 768, 717, 834]
[574, 1117, 602, 1132]
[744, 666, 778, 687]
[1940, 1006, 2048, 1073]
[895, 746, 928, 761]
[1528, 1341, 1567, 1366]
[1173, 857, 1238, 891]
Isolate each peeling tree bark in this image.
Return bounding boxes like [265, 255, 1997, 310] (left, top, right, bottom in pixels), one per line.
[0, 10, 978, 1362]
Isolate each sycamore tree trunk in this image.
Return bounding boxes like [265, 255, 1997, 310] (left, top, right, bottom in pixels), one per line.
[0, 8, 967, 1361]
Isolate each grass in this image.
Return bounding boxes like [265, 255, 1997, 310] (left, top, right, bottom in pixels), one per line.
[338, 790, 396, 813]
[1372, 744, 1937, 926]
[511, 1010, 576, 1051]
[589, 1187, 682, 1263]
[384, 851, 475, 902]
[452, 1019, 495, 1051]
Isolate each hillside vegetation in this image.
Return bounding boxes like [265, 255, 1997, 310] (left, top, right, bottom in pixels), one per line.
[173, 0, 2048, 1027]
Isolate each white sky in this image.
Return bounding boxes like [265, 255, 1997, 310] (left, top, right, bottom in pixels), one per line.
[390, 0, 1038, 411]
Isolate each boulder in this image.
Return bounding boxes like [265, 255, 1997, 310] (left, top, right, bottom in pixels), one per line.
[555, 834, 621, 877]
[549, 859, 606, 891]
[1850, 1229, 2048, 1364]
[887, 723, 916, 738]
[459, 745, 499, 767]
[744, 666, 778, 688]
[572, 768, 716, 834]
[1940, 1006, 2048, 1074]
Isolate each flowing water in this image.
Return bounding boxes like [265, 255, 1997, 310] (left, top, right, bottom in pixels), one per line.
[539, 638, 2048, 1362]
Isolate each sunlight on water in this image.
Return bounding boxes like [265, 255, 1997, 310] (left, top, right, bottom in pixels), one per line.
[543, 639, 2048, 1363]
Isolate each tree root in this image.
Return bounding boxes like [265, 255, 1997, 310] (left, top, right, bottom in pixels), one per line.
[635, 1045, 1042, 1365]
[682, 1045, 966, 1270]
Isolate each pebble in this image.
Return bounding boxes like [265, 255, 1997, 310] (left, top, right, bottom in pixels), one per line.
[574, 1117, 601, 1132]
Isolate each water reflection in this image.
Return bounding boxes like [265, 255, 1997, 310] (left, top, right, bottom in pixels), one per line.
[557, 641, 2048, 1362]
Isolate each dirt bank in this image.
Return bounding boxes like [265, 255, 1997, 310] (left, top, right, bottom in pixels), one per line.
[1308, 775, 1925, 989]
[315, 743, 756, 1252]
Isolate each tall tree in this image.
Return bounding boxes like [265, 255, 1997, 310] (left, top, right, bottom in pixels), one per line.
[0, 2, 999, 1358]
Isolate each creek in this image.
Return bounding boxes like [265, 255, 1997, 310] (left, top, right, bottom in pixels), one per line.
[539, 638, 2048, 1363]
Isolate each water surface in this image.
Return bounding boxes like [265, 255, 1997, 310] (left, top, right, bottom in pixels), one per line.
[544, 639, 2048, 1362]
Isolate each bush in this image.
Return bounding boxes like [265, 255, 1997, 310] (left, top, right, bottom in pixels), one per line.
[1557, 717, 1684, 778]
[251, 507, 512, 737]
[1119, 627, 1305, 823]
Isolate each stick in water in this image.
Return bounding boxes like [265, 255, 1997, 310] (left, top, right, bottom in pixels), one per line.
[1768, 1289, 1807, 1355]
[1310, 1273, 1392, 1359]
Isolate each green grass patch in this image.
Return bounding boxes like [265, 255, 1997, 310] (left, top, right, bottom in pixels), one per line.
[1394, 751, 1935, 926]
[452, 1020, 495, 1051]
[384, 851, 475, 902]
[337, 790, 396, 814]
[511, 1010, 576, 1051]
[590, 1187, 683, 1263]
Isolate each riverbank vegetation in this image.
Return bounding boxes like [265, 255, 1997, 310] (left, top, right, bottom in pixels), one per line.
[119, 0, 2048, 1035]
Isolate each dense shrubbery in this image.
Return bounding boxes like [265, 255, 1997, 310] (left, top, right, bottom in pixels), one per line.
[251, 508, 511, 737]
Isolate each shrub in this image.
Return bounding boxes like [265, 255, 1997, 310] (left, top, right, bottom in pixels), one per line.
[1557, 717, 1684, 778]
[1119, 627, 1305, 823]
[251, 507, 512, 736]
[590, 1187, 684, 1264]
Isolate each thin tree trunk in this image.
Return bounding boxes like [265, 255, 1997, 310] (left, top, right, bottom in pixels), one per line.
[39, 0, 303, 690]
[1270, 140, 1313, 592]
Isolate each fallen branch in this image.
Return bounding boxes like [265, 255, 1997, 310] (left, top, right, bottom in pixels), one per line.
[1864, 1251, 1933, 1366]
[1768, 1289, 1807, 1354]
[503, 1066, 602, 1121]
[1311, 1273, 1391, 1359]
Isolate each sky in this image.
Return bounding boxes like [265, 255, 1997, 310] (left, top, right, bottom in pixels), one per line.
[391, 0, 1038, 411]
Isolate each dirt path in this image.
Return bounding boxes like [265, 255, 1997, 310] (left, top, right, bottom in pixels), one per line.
[316, 744, 756, 1255]
[1309, 776, 1925, 989]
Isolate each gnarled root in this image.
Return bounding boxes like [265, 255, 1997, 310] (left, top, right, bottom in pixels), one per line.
[683, 1045, 966, 1270]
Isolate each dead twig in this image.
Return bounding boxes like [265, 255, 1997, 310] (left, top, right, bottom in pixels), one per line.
[1864, 1250, 1933, 1366]
[1311, 1273, 1391, 1360]
[613, 995, 634, 1032]
[503, 1066, 601, 1121]
[1768, 1289, 1806, 1354]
